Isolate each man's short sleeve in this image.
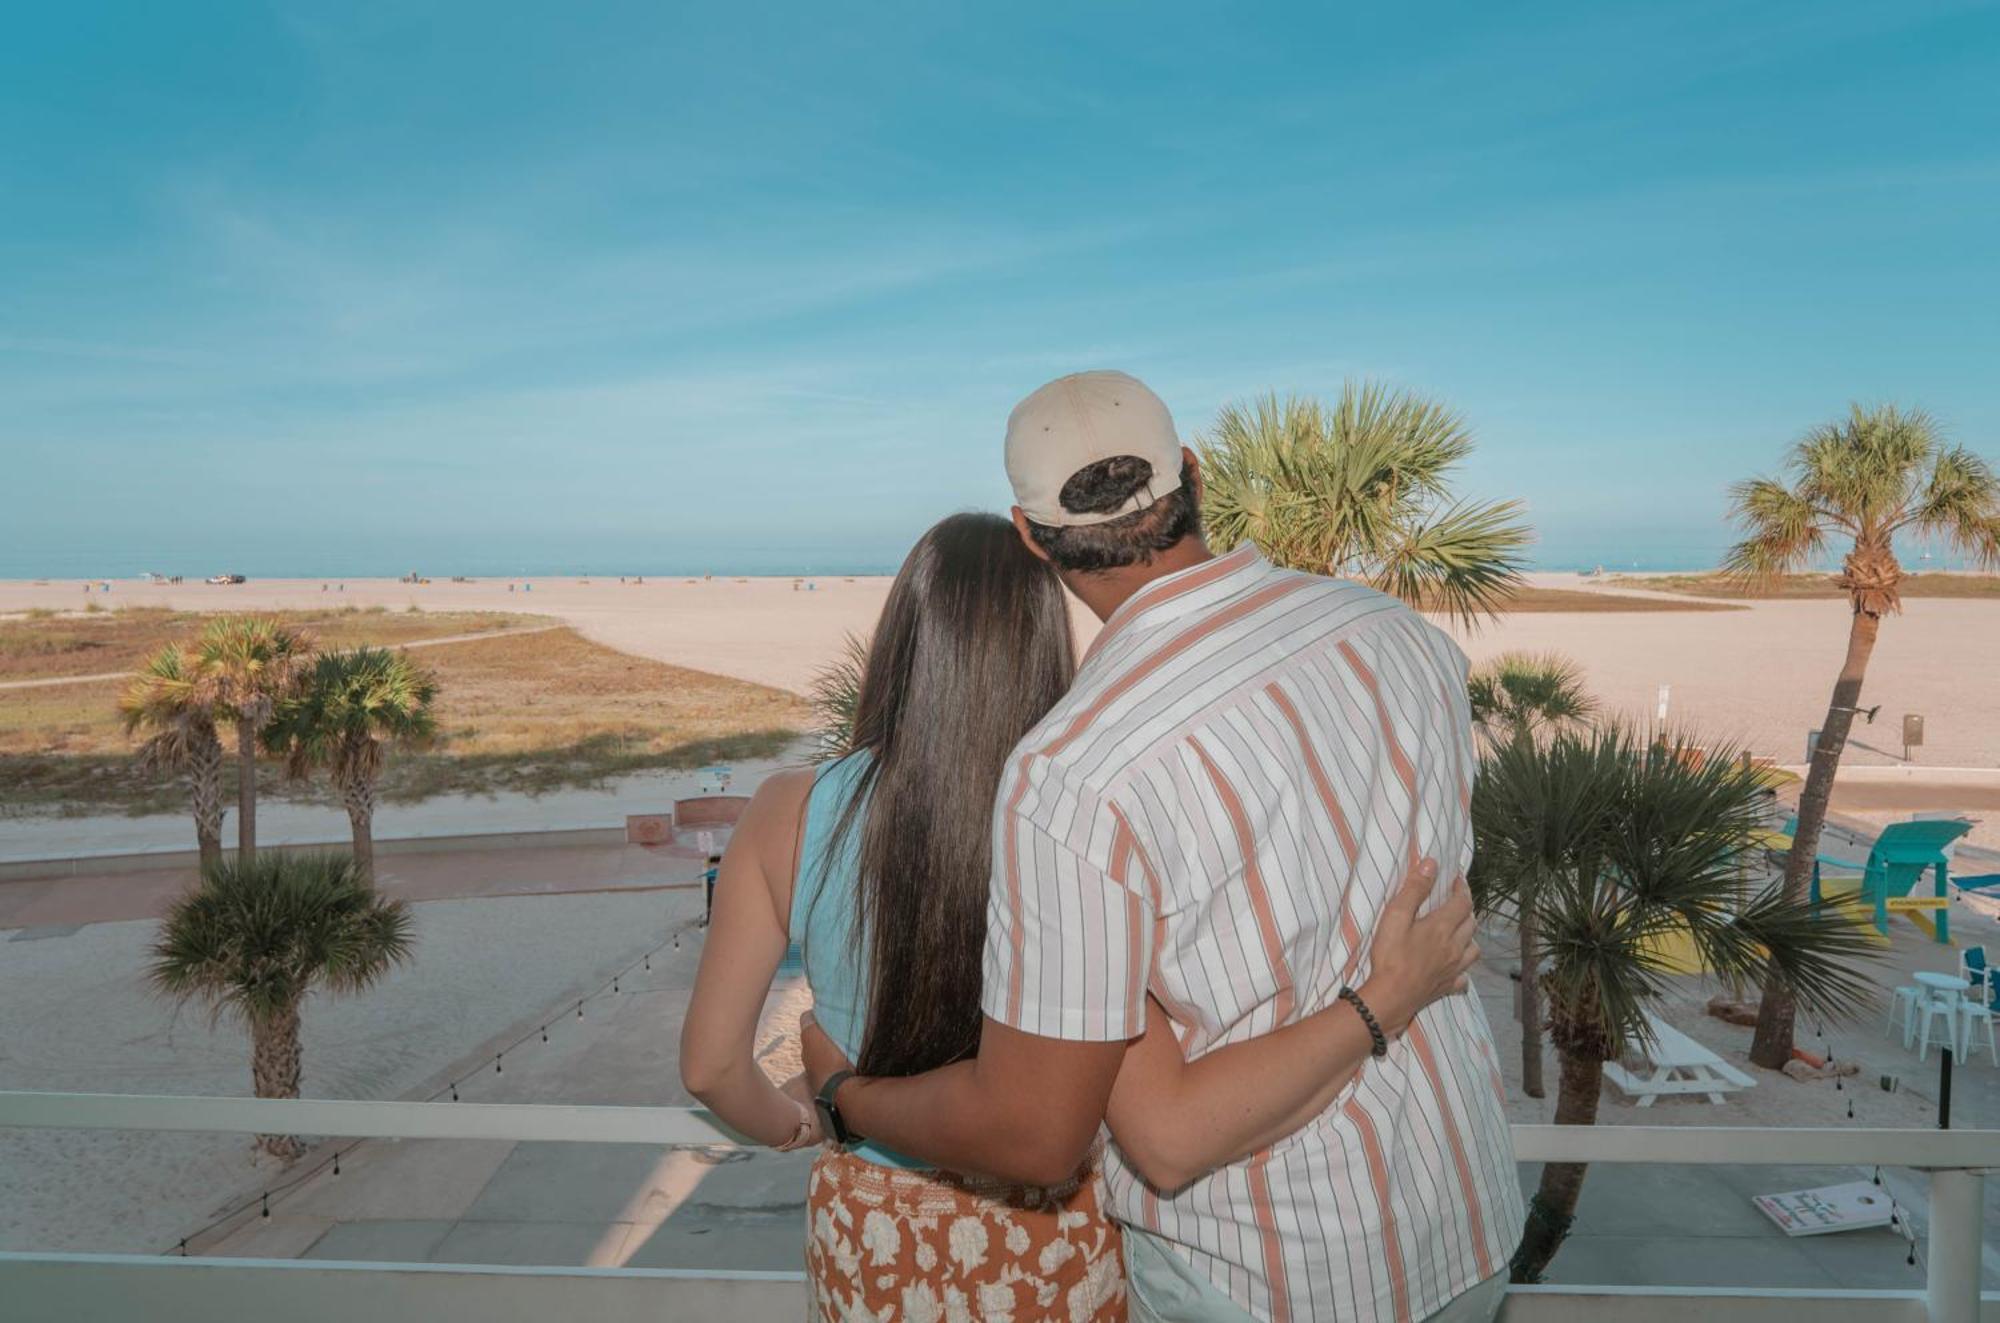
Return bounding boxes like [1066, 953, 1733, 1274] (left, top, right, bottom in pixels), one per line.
[981, 769, 1154, 1042]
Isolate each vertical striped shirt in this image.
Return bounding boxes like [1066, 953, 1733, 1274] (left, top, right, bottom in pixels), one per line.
[981, 544, 1521, 1323]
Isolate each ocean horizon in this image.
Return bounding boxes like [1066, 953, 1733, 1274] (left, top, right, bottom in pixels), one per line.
[0, 547, 1748, 583]
[8, 544, 1993, 584]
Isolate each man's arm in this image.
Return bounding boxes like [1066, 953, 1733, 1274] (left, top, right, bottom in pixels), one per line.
[811, 1019, 1126, 1186]
[804, 769, 1145, 1185]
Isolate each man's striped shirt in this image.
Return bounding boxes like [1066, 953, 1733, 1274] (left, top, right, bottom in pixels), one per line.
[981, 544, 1522, 1323]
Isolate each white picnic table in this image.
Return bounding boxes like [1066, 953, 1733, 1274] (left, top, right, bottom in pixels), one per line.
[1603, 1013, 1757, 1106]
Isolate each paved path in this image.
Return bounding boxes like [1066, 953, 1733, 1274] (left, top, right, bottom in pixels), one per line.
[0, 624, 564, 692]
[0, 752, 795, 864]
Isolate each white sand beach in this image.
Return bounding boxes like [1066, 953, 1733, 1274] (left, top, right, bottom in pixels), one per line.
[4, 571, 1995, 772]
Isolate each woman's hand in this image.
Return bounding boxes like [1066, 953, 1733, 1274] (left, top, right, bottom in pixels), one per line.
[1355, 859, 1480, 1039]
[776, 1071, 826, 1149]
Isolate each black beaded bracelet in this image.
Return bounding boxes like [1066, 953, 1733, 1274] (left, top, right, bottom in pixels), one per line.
[1339, 986, 1390, 1057]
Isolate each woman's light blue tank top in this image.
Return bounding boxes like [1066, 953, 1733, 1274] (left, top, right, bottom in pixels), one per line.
[789, 751, 925, 1169]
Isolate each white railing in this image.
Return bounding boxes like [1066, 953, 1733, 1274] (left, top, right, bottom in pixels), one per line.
[0, 1091, 1994, 1323]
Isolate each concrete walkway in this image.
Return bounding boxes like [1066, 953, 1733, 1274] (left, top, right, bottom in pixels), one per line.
[0, 752, 797, 864]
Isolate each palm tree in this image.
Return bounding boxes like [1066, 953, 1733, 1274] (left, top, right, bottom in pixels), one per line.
[1730, 405, 2000, 1069]
[1467, 652, 1596, 749]
[120, 644, 228, 872]
[1466, 651, 1597, 1098]
[263, 648, 439, 883]
[149, 851, 413, 1157]
[1198, 384, 1533, 626]
[1472, 724, 1879, 1282]
[806, 632, 869, 762]
[196, 617, 315, 869]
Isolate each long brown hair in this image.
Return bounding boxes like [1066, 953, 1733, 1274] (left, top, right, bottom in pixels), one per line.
[828, 513, 1075, 1078]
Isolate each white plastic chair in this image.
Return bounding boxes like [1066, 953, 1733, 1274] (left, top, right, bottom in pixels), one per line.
[1886, 985, 1923, 1041]
[1914, 987, 1960, 1062]
[1961, 969, 1998, 1065]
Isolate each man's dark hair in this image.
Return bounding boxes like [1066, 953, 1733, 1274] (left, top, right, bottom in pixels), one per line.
[1024, 456, 1200, 573]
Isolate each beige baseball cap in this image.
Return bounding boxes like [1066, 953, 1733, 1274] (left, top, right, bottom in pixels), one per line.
[1004, 370, 1184, 527]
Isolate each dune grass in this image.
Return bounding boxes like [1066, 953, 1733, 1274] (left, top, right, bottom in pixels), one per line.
[0, 625, 808, 817]
[1484, 586, 1742, 613]
[0, 606, 543, 682]
[1622, 572, 2000, 600]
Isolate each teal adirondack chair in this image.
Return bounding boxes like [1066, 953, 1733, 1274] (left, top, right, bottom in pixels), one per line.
[1793, 817, 1972, 942]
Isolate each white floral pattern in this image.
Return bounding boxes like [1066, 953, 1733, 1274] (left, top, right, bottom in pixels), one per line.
[806, 1150, 1125, 1322]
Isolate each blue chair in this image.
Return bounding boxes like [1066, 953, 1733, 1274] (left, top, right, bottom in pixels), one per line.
[1784, 817, 1971, 943]
[1962, 946, 2000, 1012]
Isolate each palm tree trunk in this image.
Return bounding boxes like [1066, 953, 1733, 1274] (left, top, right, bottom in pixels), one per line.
[343, 774, 376, 885]
[1520, 916, 1545, 1099]
[1509, 1046, 1604, 1282]
[189, 733, 225, 875]
[235, 718, 258, 869]
[249, 1003, 305, 1158]
[1749, 609, 1883, 1070]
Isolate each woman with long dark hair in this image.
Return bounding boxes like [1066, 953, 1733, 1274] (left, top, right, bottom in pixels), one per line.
[683, 513, 1479, 1320]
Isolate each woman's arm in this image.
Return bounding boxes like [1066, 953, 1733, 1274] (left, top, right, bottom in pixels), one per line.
[1105, 859, 1479, 1192]
[679, 770, 820, 1148]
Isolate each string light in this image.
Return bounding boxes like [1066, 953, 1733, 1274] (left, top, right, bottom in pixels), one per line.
[163, 918, 697, 1257]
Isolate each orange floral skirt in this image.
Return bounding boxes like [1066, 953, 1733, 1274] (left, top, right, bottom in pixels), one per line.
[805, 1147, 1126, 1322]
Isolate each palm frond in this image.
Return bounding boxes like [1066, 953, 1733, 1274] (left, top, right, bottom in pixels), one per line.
[1722, 478, 1827, 585]
[1473, 720, 1882, 1063]
[1196, 382, 1529, 622]
[807, 632, 870, 762]
[264, 647, 439, 786]
[1899, 444, 2000, 570]
[149, 851, 413, 1027]
[1467, 651, 1596, 744]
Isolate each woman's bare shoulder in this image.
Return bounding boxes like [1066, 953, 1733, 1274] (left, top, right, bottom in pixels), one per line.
[748, 766, 816, 816]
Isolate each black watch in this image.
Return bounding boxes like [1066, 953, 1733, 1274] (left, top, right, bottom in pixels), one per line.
[815, 1070, 861, 1147]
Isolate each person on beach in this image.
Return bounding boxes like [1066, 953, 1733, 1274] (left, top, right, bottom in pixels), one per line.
[682, 510, 1484, 1321]
[800, 372, 1523, 1323]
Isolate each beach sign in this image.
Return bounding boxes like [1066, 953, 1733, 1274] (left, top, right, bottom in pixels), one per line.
[1752, 1181, 1894, 1236]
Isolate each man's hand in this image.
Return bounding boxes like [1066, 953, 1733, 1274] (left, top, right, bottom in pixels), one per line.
[1356, 859, 1480, 1038]
[798, 1010, 853, 1096]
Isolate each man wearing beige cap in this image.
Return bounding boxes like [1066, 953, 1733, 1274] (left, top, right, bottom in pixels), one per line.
[807, 371, 1520, 1322]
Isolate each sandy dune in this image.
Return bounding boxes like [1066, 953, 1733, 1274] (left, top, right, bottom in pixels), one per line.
[6, 571, 1993, 774]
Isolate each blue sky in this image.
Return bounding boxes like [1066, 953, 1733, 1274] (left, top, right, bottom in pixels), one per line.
[4, 1, 1997, 576]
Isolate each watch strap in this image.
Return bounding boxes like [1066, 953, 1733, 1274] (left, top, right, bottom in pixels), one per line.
[815, 1069, 859, 1146]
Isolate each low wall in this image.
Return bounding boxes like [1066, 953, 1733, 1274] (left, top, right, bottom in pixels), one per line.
[0, 826, 628, 885]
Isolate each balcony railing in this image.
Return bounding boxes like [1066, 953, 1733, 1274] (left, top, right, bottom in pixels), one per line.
[0, 1090, 1993, 1322]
